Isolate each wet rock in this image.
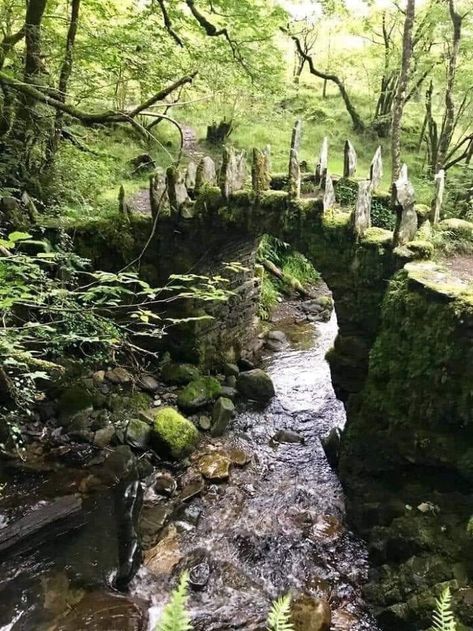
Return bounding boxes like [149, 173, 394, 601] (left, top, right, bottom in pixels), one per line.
[199, 415, 212, 431]
[90, 410, 111, 431]
[177, 376, 222, 411]
[223, 363, 240, 377]
[224, 447, 250, 466]
[266, 330, 289, 351]
[291, 594, 331, 631]
[105, 367, 133, 384]
[154, 474, 177, 497]
[312, 514, 343, 541]
[272, 429, 304, 444]
[144, 525, 182, 574]
[98, 446, 136, 484]
[211, 397, 235, 437]
[236, 369, 275, 403]
[53, 590, 147, 631]
[58, 385, 94, 422]
[126, 419, 151, 449]
[189, 561, 210, 589]
[93, 426, 116, 448]
[92, 370, 105, 385]
[137, 374, 160, 393]
[151, 407, 199, 459]
[238, 358, 255, 371]
[225, 375, 237, 387]
[67, 412, 92, 434]
[198, 453, 231, 481]
[179, 471, 205, 501]
[138, 503, 171, 548]
[221, 385, 238, 400]
[161, 361, 200, 385]
[175, 503, 202, 527]
[321, 427, 342, 468]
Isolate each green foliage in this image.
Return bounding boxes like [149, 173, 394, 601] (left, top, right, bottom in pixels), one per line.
[266, 595, 294, 631]
[371, 199, 396, 231]
[155, 573, 192, 631]
[259, 274, 279, 320]
[432, 588, 457, 631]
[282, 252, 321, 286]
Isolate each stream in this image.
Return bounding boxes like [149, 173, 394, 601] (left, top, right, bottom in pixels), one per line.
[133, 311, 379, 630]
[0, 309, 379, 630]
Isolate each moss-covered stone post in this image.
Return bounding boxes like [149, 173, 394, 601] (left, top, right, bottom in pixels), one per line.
[369, 146, 383, 190]
[220, 147, 247, 199]
[288, 120, 302, 200]
[149, 169, 167, 219]
[392, 164, 418, 246]
[323, 172, 336, 213]
[185, 160, 197, 193]
[343, 139, 357, 178]
[166, 165, 190, 214]
[251, 146, 271, 195]
[195, 156, 217, 194]
[315, 136, 328, 187]
[430, 169, 445, 224]
[351, 180, 372, 237]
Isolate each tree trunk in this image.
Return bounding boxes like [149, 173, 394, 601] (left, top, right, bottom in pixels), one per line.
[391, 0, 416, 183]
[47, 0, 81, 163]
[435, 0, 462, 171]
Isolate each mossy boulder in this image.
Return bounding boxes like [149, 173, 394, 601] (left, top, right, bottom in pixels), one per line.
[177, 376, 222, 411]
[161, 362, 200, 385]
[236, 369, 275, 403]
[58, 385, 94, 422]
[151, 407, 199, 459]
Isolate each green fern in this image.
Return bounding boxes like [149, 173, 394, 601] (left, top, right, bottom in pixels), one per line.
[266, 594, 294, 631]
[432, 587, 457, 631]
[155, 572, 192, 631]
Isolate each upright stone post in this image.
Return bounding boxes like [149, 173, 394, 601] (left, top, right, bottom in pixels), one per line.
[118, 185, 131, 221]
[323, 173, 336, 213]
[288, 120, 302, 200]
[185, 160, 197, 192]
[370, 146, 383, 190]
[195, 156, 217, 193]
[430, 169, 445, 224]
[220, 147, 247, 198]
[392, 165, 418, 246]
[252, 146, 271, 194]
[343, 140, 357, 178]
[166, 165, 190, 213]
[315, 137, 329, 188]
[352, 180, 372, 237]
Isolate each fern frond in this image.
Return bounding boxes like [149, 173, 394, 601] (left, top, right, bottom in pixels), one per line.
[155, 572, 192, 631]
[432, 587, 457, 631]
[267, 594, 294, 631]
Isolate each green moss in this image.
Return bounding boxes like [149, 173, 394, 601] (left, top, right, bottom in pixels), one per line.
[394, 239, 434, 261]
[152, 407, 199, 459]
[194, 185, 223, 215]
[160, 361, 200, 385]
[258, 190, 288, 212]
[322, 211, 351, 230]
[438, 218, 473, 240]
[176, 376, 222, 411]
[415, 203, 431, 223]
[361, 226, 392, 247]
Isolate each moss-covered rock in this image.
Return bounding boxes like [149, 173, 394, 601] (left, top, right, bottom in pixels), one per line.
[236, 369, 275, 403]
[58, 385, 94, 421]
[160, 362, 200, 385]
[151, 407, 199, 459]
[176, 376, 222, 411]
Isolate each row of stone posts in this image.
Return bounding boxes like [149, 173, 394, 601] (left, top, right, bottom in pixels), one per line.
[149, 120, 446, 248]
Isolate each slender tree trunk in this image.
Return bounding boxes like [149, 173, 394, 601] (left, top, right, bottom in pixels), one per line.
[46, 0, 81, 163]
[391, 0, 416, 183]
[435, 0, 462, 171]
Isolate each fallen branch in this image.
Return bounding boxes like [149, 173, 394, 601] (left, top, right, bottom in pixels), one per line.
[0, 71, 197, 126]
[261, 258, 313, 298]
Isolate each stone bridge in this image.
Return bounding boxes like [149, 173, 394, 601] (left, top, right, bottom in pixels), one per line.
[73, 120, 444, 403]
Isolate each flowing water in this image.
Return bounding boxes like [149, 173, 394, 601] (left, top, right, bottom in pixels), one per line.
[133, 312, 379, 630]
[0, 311, 379, 630]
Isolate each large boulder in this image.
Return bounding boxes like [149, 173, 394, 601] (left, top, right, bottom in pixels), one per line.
[177, 376, 222, 411]
[161, 362, 200, 385]
[151, 407, 199, 459]
[236, 369, 275, 403]
[58, 385, 94, 423]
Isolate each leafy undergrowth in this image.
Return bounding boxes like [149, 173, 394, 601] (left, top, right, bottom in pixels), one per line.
[257, 234, 321, 320]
